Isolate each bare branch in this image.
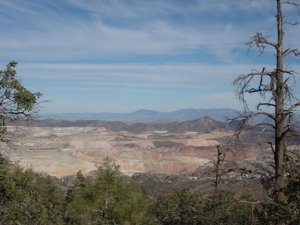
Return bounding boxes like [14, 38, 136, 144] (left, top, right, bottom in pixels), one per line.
[254, 122, 276, 130]
[249, 111, 275, 121]
[282, 1, 300, 25]
[267, 142, 275, 154]
[283, 48, 300, 57]
[257, 102, 276, 110]
[247, 33, 277, 53]
[233, 0, 300, 207]
[285, 100, 300, 115]
[229, 111, 276, 142]
[283, 1, 300, 14]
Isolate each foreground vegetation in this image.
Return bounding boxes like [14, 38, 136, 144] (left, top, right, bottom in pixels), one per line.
[1, 154, 299, 225]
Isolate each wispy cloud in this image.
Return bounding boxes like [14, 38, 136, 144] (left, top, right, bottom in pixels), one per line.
[19, 62, 300, 80]
[0, 0, 291, 63]
[19, 63, 281, 85]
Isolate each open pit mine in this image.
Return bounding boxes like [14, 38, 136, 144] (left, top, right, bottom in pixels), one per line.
[0, 124, 258, 178]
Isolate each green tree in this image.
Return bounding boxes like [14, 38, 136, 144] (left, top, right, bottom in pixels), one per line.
[200, 191, 252, 225]
[65, 159, 158, 225]
[153, 189, 252, 225]
[0, 61, 41, 137]
[0, 154, 65, 225]
[153, 189, 203, 225]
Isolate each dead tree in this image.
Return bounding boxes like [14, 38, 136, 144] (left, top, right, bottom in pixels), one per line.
[233, 0, 300, 205]
[213, 145, 227, 194]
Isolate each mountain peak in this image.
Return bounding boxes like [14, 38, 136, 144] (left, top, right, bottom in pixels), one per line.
[134, 109, 159, 114]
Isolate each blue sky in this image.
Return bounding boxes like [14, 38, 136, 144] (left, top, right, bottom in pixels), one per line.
[0, 0, 299, 113]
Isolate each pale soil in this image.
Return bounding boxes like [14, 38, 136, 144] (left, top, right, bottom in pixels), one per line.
[0, 126, 258, 177]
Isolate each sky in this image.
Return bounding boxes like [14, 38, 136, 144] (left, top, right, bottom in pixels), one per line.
[0, 0, 299, 114]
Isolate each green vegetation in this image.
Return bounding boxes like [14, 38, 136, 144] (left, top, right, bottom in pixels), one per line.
[153, 189, 252, 225]
[0, 154, 65, 225]
[64, 159, 158, 225]
[153, 189, 203, 225]
[0, 154, 159, 225]
[1, 153, 300, 224]
[0, 61, 41, 136]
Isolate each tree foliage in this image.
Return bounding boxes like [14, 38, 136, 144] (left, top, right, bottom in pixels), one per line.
[65, 159, 158, 225]
[0, 154, 65, 225]
[153, 189, 203, 225]
[0, 61, 41, 137]
[153, 189, 252, 225]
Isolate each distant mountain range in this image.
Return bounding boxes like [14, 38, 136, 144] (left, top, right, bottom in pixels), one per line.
[39, 108, 300, 135]
[39, 116, 229, 134]
[43, 108, 240, 123]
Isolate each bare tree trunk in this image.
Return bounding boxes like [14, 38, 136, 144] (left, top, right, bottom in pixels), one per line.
[274, 0, 287, 204]
[214, 145, 224, 194]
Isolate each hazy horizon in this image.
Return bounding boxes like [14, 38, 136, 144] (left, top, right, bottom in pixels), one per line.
[41, 107, 239, 115]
